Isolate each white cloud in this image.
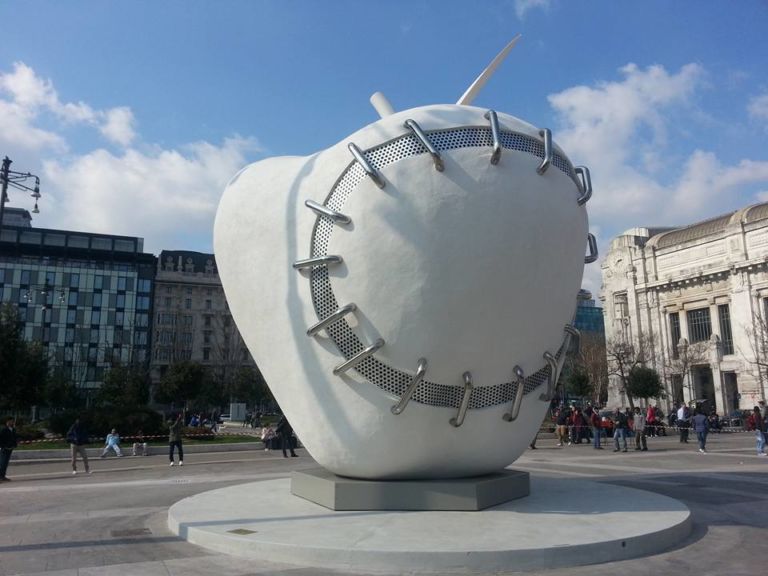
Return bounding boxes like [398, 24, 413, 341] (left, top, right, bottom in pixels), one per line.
[513, 0, 550, 19]
[0, 62, 261, 253]
[748, 91, 768, 126]
[0, 62, 138, 149]
[42, 136, 259, 252]
[99, 107, 136, 147]
[548, 63, 768, 293]
[549, 62, 768, 225]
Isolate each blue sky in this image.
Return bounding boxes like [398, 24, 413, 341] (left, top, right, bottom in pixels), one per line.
[1, 0, 767, 293]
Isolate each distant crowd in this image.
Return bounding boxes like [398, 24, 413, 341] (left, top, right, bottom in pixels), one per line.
[547, 400, 758, 455]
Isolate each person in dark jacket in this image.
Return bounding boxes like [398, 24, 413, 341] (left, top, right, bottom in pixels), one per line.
[276, 415, 298, 458]
[0, 417, 19, 481]
[168, 413, 184, 466]
[66, 418, 91, 475]
[613, 408, 629, 452]
[692, 408, 709, 453]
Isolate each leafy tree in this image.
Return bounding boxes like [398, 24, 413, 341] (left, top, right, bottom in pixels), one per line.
[93, 363, 150, 408]
[154, 361, 210, 410]
[626, 365, 663, 401]
[44, 369, 83, 411]
[565, 365, 592, 399]
[0, 303, 48, 414]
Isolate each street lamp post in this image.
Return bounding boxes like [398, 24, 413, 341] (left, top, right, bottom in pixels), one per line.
[0, 156, 41, 233]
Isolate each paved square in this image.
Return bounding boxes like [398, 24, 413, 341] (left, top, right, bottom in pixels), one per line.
[1, 432, 766, 575]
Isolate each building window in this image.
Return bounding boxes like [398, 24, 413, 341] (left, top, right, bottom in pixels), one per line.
[138, 279, 151, 293]
[158, 312, 176, 325]
[204, 315, 212, 327]
[94, 275, 104, 290]
[137, 295, 150, 310]
[669, 312, 681, 359]
[116, 294, 125, 308]
[45, 271, 55, 285]
[164, 297, 172, 307]
[203, 330, 211, 344]
[203, 348, 210, 361]
[67, 309, 76, 324]
[91, 310, 101, 325]
[65, 328, 75, 343]
[136, 312, 149, 327]
[90, 328, 100, 343]
[186, 287, 193, 295]
[93, 292, 102, 308]
[21, 270, 31, 285]
[0, 269, 5, 283]
[68, 292, 79, 306]
[205, 299, 212, 310]
[69, 273, 79, 288]
[134, 331, 148, 345]
[185, 298, 192, 310]
[183, 315, 192, 326]
[182, 332, 193, 345]
[718, 304, 734, 356]
[686, 308, 712, 343]
[116, 311, 124, 325]
[117, 277, 127, 291]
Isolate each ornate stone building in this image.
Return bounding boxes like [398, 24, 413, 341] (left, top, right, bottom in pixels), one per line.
[150, 250, 256, 388]
[601, 202, 768, 414]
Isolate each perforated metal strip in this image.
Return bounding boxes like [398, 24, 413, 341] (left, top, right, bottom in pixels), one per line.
[308, 126, 576, 410]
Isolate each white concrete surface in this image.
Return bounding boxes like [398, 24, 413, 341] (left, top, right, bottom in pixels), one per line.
[168, 476, 691, 573]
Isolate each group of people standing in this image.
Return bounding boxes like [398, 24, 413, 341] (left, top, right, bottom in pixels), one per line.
[554, 404, 660, 452]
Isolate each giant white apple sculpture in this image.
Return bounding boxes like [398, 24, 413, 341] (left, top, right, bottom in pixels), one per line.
[214, 40, 595, 480]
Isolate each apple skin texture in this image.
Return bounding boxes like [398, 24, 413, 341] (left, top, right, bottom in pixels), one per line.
[214, 104, 588, 479]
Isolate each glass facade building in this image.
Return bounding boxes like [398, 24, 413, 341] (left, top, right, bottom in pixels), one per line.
[0, 225, 156, 396]
[574, 299, 605, 335]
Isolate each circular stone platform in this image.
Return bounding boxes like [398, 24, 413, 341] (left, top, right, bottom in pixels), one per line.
[168, 476, 691, 574]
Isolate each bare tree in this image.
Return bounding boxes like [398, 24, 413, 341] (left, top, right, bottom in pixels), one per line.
[210, 313, 254, 405]
[665, 339, 709, 405]
[578, 333, 609, 405]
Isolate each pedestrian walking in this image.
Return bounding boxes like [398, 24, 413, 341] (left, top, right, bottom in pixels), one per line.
[0, 417, 19, 481]
[692, 408, 709, 453]
[168, 413, 184, 466]
[633, 407, 648, 451]
[276, 415, 298, 458]
[613, 408, 629, 452]
[101, 429, 123, 458]
[66, 418, 91, 475]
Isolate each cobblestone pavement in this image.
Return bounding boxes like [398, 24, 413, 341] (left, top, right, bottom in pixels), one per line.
[1, 431, 766, 575]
